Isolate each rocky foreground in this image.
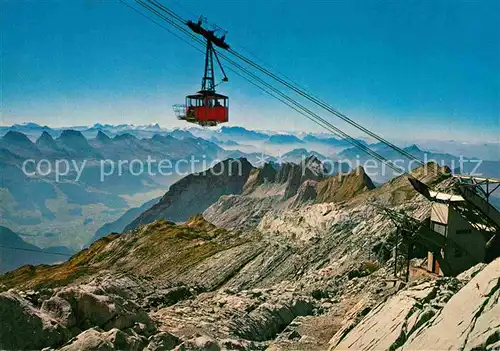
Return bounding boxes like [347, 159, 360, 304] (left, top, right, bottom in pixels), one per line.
[0, 160, 499, 350]
[1, 254, 498, 350]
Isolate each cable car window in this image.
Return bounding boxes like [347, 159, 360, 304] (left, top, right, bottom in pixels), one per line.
[431, 221, 447, 236]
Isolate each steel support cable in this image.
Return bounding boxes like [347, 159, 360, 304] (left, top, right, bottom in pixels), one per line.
[119, 0, 200, 52]
[0, 245, 73, 257]
[127, 0, 404, 172]
[147, 0, 186, 24]
[152, 0, 321, 103]
[143, 0, 423, 164]
[131, 0, 402, 171]
[212, 56, 398, 170]
[120, 2, 334, 137]
[227, 49, 423, 164]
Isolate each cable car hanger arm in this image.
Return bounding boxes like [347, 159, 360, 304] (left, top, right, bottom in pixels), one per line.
[213, 46, 228, 83]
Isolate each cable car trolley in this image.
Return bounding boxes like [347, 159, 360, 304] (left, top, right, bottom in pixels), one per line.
[174, 16, 230, 126]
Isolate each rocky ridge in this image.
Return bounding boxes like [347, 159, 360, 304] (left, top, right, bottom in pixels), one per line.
[203, 156, 374, 231]
[125, 158, 254, 230]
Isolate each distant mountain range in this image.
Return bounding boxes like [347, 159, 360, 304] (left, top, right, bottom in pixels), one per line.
[0, 124, 371, 151]
[338, 143, 500, 184]
[1, 122, 498, 157]
[0, 129, 225, 161]
[267, 134, 305, 145]
[0, 129, 238, 250]
[303, 134, 363, 148]
[0, 226, 74, 273]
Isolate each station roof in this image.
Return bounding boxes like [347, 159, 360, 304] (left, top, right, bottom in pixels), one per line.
[429, 190, 465, 203]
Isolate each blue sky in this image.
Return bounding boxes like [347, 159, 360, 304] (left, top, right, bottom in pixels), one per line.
[1, 0, 499, 142]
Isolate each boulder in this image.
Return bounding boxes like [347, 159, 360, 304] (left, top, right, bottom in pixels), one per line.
[106, 328, 145, 350]
[175, 335, 220, 351]
[219, 338, 258, 350]
[228, 296, 314, 341]
[41, 295, 77, 328]
[0, 291, 70, 350]
[145, 331, 181, 351]
[56, 287, 117, 330]
[143, 286, 192, 309]
[59, 328, 113, 351]
[59, 327, 145, 351]
[54, 286, 155, 333]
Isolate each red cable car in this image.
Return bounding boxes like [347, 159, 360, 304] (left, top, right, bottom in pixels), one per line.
[174, 17, 230, 127]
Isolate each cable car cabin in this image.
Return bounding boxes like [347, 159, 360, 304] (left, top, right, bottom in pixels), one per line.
[174, 92, 228, 127]
[173, 16, 230, 127]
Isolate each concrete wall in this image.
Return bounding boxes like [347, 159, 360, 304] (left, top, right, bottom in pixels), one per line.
[428, 203, 487, 276]
[444, 207, 486, 275]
